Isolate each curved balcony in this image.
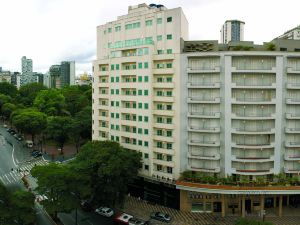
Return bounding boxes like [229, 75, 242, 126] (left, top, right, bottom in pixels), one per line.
[286, 98, 300, 105]
[286, 113, 300, 120]
[187, 66, 220, 74]
[153, 82, 175, 89]
[232, 113, 275, 120]
[188, 153, 220, 161]
[188, 112, 221, 119]
[232, 155, 274, 163]
[287, 67, 300, 74]
[187, 165, 221, 173]
[231, 128, 275, 135]
[232, 142, 275, 149]
[187, 97, 221, 104]
[285, 142, 300, 148]
[232, 168, 274, 175]
[284, 154, 300, 161]
[284, 167, 300, 174]
[286, 83, 300, 89]
[187, 82, 221, 89]
[153, 68, 174, 75]
[188, 140, 220, 147]
[285, 127, 300, 134]
[232, 83, 276, 89]
[232, 97, 276, 105]
[188, 126, 221, 133]
[231, 66, 276, 74]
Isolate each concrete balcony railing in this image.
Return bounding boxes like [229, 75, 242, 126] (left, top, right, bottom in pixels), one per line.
[187, 82, 221, 89]
[188, 140, 220, 147]
[153, 82, 175, 89]
[286, 98, 300, 104]
[285, 142, 300, 148]
[232, 97, 276, 105]
[188, 126, 221, 133]
[285, 127, 300, 134]
[232, 142, 275, 149]
[188, 112, 221, 119]
[188, 153, 220, 161]
[231, 127, 275, 135]
[187, 165, 221, 173]
[232, 155, 274, 163]
[232, 113, 275, 120]
[286, 83, 300, 89]
[153, 68, 174, 74]
[284, 167, 300, 174]
[232, 82, 276, 89]
[187, 97, 221, 104]
[286, 113, 300, 120]
[231, 66, 276, 73]
[187, 66, 220, 74]
[284, 154, 300, 161]
[287, 67, 300, 74]
[232, 168, 274, 175]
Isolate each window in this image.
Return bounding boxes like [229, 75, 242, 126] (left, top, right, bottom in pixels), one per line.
[166, 117, 172, 124]
[116, 89, 119, 95]
[111, 135, 114, 141]
[167, 167, 173, 174]
[157, 50, 163, 55]
[157, 18, 162, 24]
[138, 140, 143, 146]
[157, 77, 163, 83]
[111, 124, 114, 130]
[157, 117, 163, 123]
[167, 34, 172, 40]
[138, 128, 143, 134]
[167, 17, 172, 22]
[144, 141, 149, 147]
[116, 125, 120, 130]
[166, 104, 172, 110]
[145, 37, 153, 44]
[157, 165, 162, 171]
[125, 24, 132, 30]
[138, 62, 143, 69]
[157, 142, 163, 148]
[132, 127, 136, 133]
[144, 90, 148, 96]
[110, 77, 114, 82]
[101, 111, 106, 117]
[144, 153, 149, 159]
[110, 64, 114, 70]
[167, 49, 173, 54]
[166, 91, 172, 97]
[167, 143, 172, 149]
[166, 77, 172, 82]
[138, 90, 142, 96]
[116, 101, 119, 107]
[116, 136, 119, 142]
[116, 113, 119, 119]
[144, 76, 149, 82]
[145, 20, 152, 26]
[116, 77, 119, 82]
[157, 153, 163, 160]
[144, 48, 149, 55]
[108, 28, 112, 33]
[111, 113, 114, 118]
[115, 26, 121, 32]
[138, 76, 142, 82]
[166, 63, 172, 68]
[144, 103, 149, 109]
[144, 116, 148, 122]
[157, 35, 163, 41]
[144, 129, 149, 135]
[157, 91, 163, 96]
[139, 116, 143, 122]
[166, 155, 172, 161]
[116, 64, 120, 70]
[144, 62, 149, 69]
[138, 103, 143, 109]
[111, 101, 114, 106]
[144, 165, 149, 170]
[157, 104, 163, 110]
[166, 130, 172, 137]
[157, 130, 163, 136]
[111, 89, 114, 95]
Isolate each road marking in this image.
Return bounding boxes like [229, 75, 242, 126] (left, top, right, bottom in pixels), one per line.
[12, 145, 17, 167]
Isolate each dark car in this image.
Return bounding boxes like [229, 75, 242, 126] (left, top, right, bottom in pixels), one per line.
[9, 130, 16, 135]
[14, 134, 23, 141]
[150, 212, 171, 223]
[33, 152, 42, 158]
[31, 150, 40, 156]
[80, 201, 93, 212]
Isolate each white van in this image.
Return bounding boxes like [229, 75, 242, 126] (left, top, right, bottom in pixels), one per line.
[25, 140, 33, 148]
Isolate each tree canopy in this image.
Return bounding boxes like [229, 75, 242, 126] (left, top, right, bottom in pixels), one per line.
[0, 82, 18, 98]
[19, 83, 48, 106]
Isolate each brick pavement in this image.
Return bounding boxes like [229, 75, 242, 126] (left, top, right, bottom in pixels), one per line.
[122, 196, 300, 225]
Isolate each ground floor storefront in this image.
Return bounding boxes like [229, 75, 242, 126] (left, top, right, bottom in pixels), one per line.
[177, 181, 300, 218]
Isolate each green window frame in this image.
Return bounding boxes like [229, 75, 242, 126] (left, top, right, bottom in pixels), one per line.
[111, 135, 114, 141]
[138, 76, 143, 82]
[116, 77, 119, 82]
[144, 129, 149, 135]
[116, 136, 119, 142]
[138, 62, 143, 69]
[111, 101, 114, 106]
[144, 62, 149, 69]
[144, 76, 149, 82]
[110, 77, 114, 82]
[116, 101, 119, 107]
[144, 153, 149, 159]
[166, 63, 172, 68]
[144, 90, 148, 96]
[111, 113, 114, 118]
[138, 128, 143, 134]
[115, 125, 120, 130]
[166, 77, 173, 82]
[157, 50, 163, 55]
[138, 103, 143, 109]
[157, 35, 162, 41]
[167, 49, 173, 54]
[144, 141, 149, 147]
[138, 90, 142, 95]
[116, 113, 119, 119]
[144, 103, 149, 109]
[145, 20, 152, 26]
[166, 130, 172, 137]
[111, 64, 114, 70]
[167, 17, 172, 22]
[138, 140, 143, 146]
[115, 26, 121, 32]
[116, 64, 120, 70]
[167, 34, 172, 40]
[144, 116, 149, 122]
[108, 27, 112, 33]
[111, 124, 114, 130]
[111, 89, 114, 95]
[138, 116, 143, 122]
[157, 18, 162, 24]
[116, 89, 119, 95]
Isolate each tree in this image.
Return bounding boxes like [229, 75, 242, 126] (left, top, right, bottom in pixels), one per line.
[0, 82, 17, 98]
[46, 116, 73, 152]
[70, 141, 142, 207]
[31, 163, 91, 221]
[0, 94, 12, 121]
[11, 108, 47, 142]
[61, 86, 89, 116]
[33, 89, 66, 116]
[19, 83, 48, 106]
[1, 103, 17, 122]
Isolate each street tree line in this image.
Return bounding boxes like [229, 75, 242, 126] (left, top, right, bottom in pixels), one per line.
[0, 82, 92, 152]
[31, 141, 142, 221]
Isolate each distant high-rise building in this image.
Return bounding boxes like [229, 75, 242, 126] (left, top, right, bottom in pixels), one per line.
[60, 61, 75, 87]
[220, 20, 245, 44]
[0, 70, 11, 83]
[20, 56, 36, 87]
[276, 25, 300, 40]
[49, 65, 61, 88]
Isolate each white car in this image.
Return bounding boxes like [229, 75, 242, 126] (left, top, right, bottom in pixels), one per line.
[95, 207, 114, 217]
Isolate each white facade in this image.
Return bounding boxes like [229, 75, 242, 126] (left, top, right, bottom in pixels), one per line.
[93, 3, 189, 181]
[182, 52, 300, 178]
[277, 25, 300, 40]
[20, 56, 35, 86]
[220, 20, 245, 44]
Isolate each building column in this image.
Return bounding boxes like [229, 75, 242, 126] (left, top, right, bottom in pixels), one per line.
[242, 195, 246, 218]
[287, 195, 290, 206]
[260, 195, 265, 220]
[221, 194, 226, 217]
[273, 196, 277, 208]
[279, 195, 283, 217]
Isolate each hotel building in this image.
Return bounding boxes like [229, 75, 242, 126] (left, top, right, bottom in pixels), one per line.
[93, 3, 300, 217]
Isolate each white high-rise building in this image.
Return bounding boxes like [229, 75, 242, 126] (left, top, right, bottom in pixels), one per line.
[20, 56, 36, 87]
[93, 3, 188, 182]
[220, 20, 245, 44]
[276, 25, 300, 40]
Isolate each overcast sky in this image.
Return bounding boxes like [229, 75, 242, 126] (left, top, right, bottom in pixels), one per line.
[0, 0, 299, 75]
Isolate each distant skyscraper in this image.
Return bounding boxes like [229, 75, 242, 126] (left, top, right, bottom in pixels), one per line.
[220, 20, 245, 44]
[276, 25, 300, 40]
[60, 61, 75, 87]
[20, 56, 36, 87]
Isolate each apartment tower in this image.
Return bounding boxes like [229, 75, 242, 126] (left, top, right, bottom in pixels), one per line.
[220, 20, 245, 44]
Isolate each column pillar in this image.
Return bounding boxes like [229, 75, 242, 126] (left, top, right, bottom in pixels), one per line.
[273, 196, 277, 208]
[242, 195, 246, 218]
[279, 195, 283, 217]
[287, 195, 290, 206]
[260, 195, 265, 220]
[221, 194, 226, 217]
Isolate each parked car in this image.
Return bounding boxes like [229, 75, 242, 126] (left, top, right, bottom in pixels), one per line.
[114, 213, 133, 225]
[25, 140, 33, 148]
[128, 217, 149, 225]
[3, 124, 7, 128]
[31, 151, 42, 158]
[95, 207, 114, 217]
[150, 212, 171, 223]
[80, 200, 93, 212]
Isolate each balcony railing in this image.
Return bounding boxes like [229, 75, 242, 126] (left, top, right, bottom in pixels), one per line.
[187, 82, 221, 88]
[232, 168, 274, 175]
[187, 165, 221, 173]
[285, 127, 300, 133]
[286, 83, 300, 89]
[188, 112, 221, 118]
[188, 126, 221, 133]
[232, 142, 275, 149]
[188, 153, 220, 160]
[287, 67, 300, 74]
[284, 154, 300, 161]
[188, 140, 220, 147]
[285, 142, 300, 148]
[231, 127, 275, 134]
[232, 82, 276, 89]
[187, 66, 220, 73]
[232, 155, 274, 163]
[187, 97, 221, 104]
[284, 167, 300, 174]
[232, 97, 276, 104]
[286, 113, 300, 119]
[231, 66, 276, 73]
[232, 113, 275, 120]
[286, 98, 300, 104]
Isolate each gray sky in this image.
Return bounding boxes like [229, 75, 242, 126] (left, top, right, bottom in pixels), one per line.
[0, 0, 299, 75]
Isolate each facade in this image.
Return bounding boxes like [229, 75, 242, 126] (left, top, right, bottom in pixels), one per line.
[49, 65, 61, 88]
[276, 25, 300, 40]
[0, 70, 11, 83]
[49, 61, 75, 88]
[220, 20, 245, 44]
[20, 56, 36, 87]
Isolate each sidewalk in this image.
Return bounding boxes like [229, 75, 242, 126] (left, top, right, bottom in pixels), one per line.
[122, 196, 300, 225]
